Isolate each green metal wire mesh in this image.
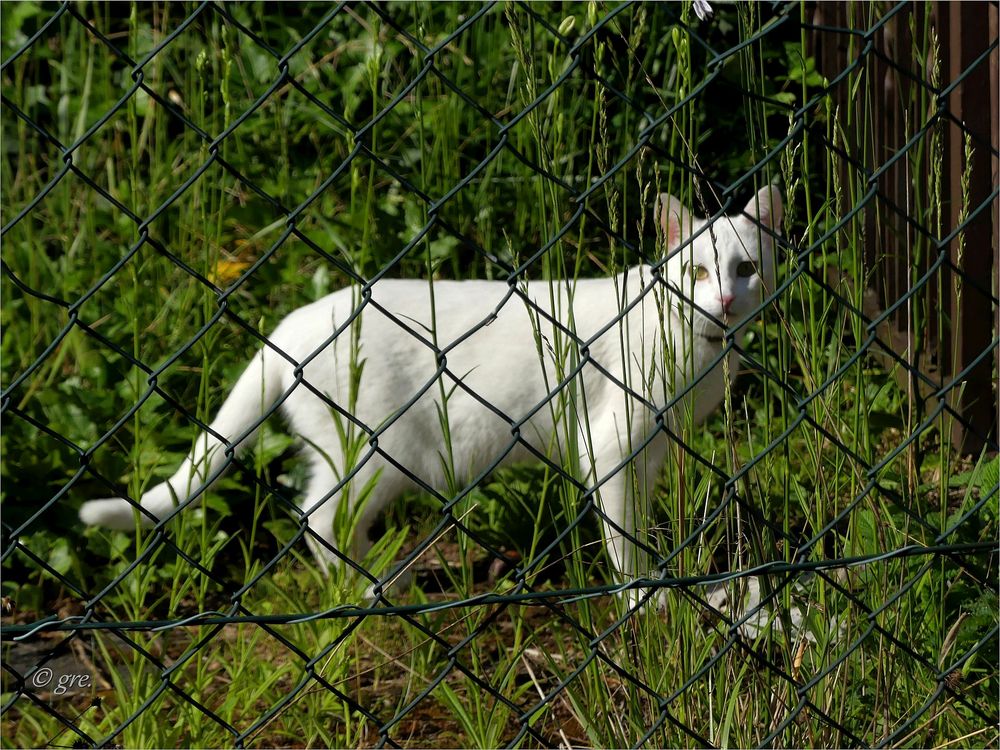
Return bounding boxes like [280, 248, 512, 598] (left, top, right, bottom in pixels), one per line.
[2, 2, 997, 747]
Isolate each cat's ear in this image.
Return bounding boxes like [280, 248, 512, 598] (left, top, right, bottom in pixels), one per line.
[656, 193, 693, 249]
[744, 185, 783, 234]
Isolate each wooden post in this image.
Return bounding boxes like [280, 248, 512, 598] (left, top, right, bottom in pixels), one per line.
[945, 1, 997, 453]
[990, 2, 999, 451]
[810, 1, 998, 454]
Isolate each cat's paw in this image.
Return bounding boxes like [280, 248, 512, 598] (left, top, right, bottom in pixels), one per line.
[615, 577, 679, 614]
[362, 568, 413, 606]
[614, 582, 667, 613]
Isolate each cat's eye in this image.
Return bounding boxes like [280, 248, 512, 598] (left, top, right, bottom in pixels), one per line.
[684, 263, 709, 281]
[737, 261, 756, 278]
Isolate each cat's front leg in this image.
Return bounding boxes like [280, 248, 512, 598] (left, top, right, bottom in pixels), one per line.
[585, 421, 668, 610]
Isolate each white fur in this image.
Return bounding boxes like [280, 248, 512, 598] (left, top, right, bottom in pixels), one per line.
[80, 187, 782, 599]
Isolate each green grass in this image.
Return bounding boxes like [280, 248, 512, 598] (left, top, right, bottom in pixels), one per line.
[2, 2, 997, 748]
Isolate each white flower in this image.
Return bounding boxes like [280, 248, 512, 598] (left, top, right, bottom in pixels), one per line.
[693, 0, 713, 21]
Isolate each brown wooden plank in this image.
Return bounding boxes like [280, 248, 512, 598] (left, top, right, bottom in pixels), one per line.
[991, 2, 1000, 449]
[945, 1, 997, 452]
[805, 2, 998, 452]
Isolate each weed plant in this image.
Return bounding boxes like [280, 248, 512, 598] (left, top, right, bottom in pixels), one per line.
[2, 2, 996, 748]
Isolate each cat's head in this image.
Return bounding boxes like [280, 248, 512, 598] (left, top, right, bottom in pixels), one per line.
[656, 185, 782, 338]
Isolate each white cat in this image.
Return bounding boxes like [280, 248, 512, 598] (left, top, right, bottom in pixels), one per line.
[80, 186, 782, 601]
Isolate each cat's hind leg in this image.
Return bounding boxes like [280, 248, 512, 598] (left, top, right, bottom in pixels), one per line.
[299, 451, 411, 601]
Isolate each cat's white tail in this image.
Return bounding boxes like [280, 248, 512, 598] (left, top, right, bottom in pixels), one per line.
[79, 346, 284, 530]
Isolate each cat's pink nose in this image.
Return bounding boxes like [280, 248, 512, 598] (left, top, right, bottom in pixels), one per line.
[719, 295, 735, 313]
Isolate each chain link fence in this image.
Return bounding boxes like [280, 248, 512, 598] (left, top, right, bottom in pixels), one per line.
[2, 2, 997, 747]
